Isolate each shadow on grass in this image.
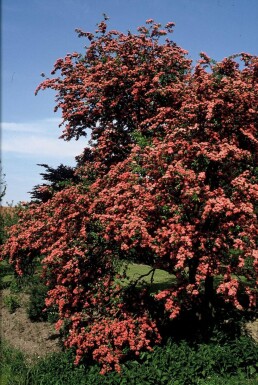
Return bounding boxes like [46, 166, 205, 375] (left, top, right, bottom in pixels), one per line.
[148, 279, 176, 293]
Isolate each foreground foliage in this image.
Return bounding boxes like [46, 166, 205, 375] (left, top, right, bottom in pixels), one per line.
[1, 18, 258, 372]
[1, 335, 257, 385]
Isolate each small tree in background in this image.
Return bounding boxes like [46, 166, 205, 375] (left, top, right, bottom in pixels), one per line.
[1, 19, 258, 373]
[0, 165, 7, 203]
[0, 167, 7, 244]
[30, 163, 80, 203]
[0, 168, 22, 245]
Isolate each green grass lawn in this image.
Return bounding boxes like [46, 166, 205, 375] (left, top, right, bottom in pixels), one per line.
[120, 262, 176, 293]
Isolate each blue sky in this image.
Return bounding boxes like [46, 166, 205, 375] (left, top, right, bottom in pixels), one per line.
[2, 0, 258, 204]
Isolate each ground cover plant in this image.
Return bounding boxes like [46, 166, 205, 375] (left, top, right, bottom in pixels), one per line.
[1, 17, 258, 374]
[1, 335, 257, 385]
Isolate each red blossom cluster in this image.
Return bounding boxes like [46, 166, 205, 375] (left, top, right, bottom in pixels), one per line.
[1, 19, 258, 373]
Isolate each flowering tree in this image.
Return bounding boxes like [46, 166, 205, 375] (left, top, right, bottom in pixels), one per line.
[1, 18, 258, 373]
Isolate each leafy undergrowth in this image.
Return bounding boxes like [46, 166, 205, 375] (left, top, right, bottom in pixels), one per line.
[1, 335, 257, 385]
[1, 260, 257, 384]
[1, 260, 257, 385]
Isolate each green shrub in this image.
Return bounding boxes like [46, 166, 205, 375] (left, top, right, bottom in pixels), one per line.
[27, 281, 49, 322]
[9, 277, 25, 293]
[26, 276, 59, 323]
[0, 259, 37, 292]
[1, 335, 257, 385]
[0, 274, 13, 289]
[0, 204, 20, 245]
[27, 336, 258, 385]
[135, 336, 258, 385]
[0, 260, 14, 289]
[47, 309, 59, 323]
[3, 294, 21, 313]
[197, 375, 258, 385]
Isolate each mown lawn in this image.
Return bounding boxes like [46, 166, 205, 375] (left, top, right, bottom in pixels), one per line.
[121, 262, 175, 292]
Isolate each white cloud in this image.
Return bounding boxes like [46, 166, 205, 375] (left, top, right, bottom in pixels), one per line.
[1, 118, 92, 203]
[1, 118, 62, 134]
[1, 118, 88, 158]
[2, 135, 86, 157]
